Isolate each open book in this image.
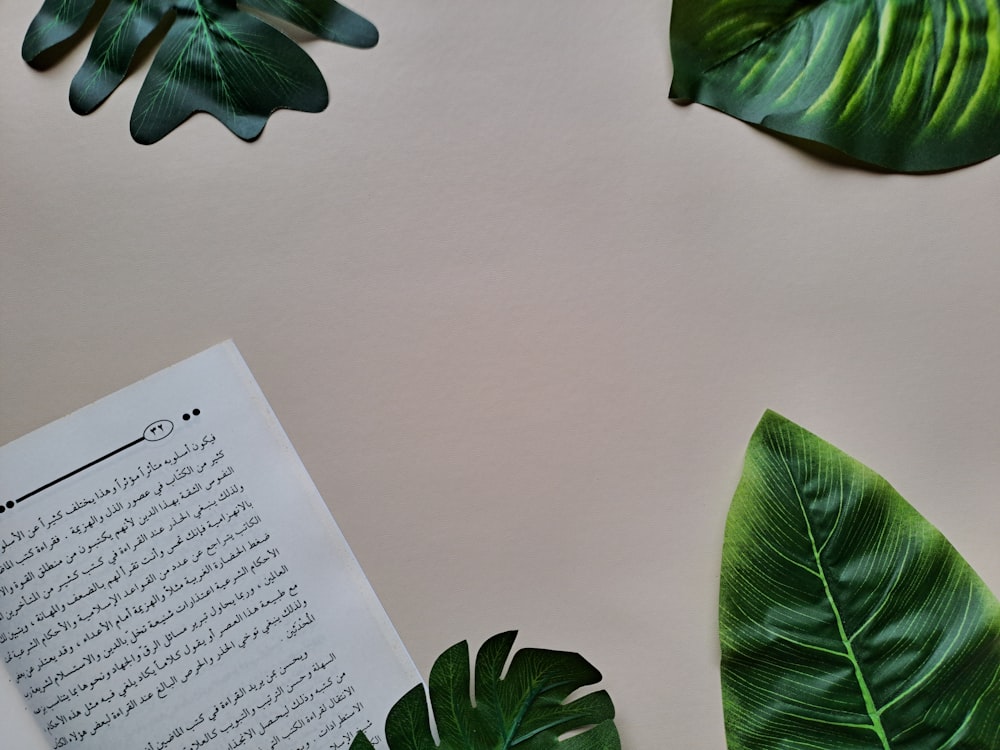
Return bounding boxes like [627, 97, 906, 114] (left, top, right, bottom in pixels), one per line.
[0, 342, 420, 750]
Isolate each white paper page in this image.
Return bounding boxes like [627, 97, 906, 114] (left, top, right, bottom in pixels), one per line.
[0, 342, 420, 750]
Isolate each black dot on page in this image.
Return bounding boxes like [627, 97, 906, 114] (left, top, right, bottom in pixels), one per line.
[5, 501, 13, 509]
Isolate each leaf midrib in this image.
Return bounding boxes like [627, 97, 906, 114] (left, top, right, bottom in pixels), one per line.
[501, 684, 542, 750]
[701, 0, 830, 76]
[780, 450, 891, 750]
[499, 677, 579, 750]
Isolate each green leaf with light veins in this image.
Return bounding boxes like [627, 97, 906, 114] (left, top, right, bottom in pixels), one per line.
[670, 0, 1000, 171]
[722, 411, 1000, 748]
[23, 0, 378, 143]
[348, 631, 620, 750]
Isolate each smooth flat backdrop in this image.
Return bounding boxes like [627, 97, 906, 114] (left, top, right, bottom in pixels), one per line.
[2, 2, 999, 747]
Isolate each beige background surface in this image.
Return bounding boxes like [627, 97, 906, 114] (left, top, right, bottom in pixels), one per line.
[2, 2, 1000, 748]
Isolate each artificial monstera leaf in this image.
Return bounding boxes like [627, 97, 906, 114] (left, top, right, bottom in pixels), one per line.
[349, 631, 620, 750]
[669, 0, 1000, 171]
[722, 410, 1000, 749]
[22, 0, 378, 143]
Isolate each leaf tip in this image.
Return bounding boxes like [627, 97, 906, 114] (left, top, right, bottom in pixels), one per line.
[324, 6, 379, 48]
[753, 408, 794, 437]
[21, 26, 55, 67]
[348, 732, 376, 750]
[357, 22, 379, 49]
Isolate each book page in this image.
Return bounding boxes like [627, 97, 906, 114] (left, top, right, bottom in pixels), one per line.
[0, 342, 420, 750]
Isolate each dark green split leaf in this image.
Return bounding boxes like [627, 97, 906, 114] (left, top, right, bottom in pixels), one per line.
[349, 631, 621, 750]
[23, 0, 378, 143]
[722, 410, 1000, 748]
[670, 0, 1000, 171]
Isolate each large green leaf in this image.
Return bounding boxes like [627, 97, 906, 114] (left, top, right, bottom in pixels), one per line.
[349, 631, 620, 750]
[722, 410, 1000, 749]
[669, 0, 1000, 171]
[23, 0, 378, 143]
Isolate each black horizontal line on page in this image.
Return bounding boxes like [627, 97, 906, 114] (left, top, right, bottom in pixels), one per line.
[6, 435, 146, 508]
